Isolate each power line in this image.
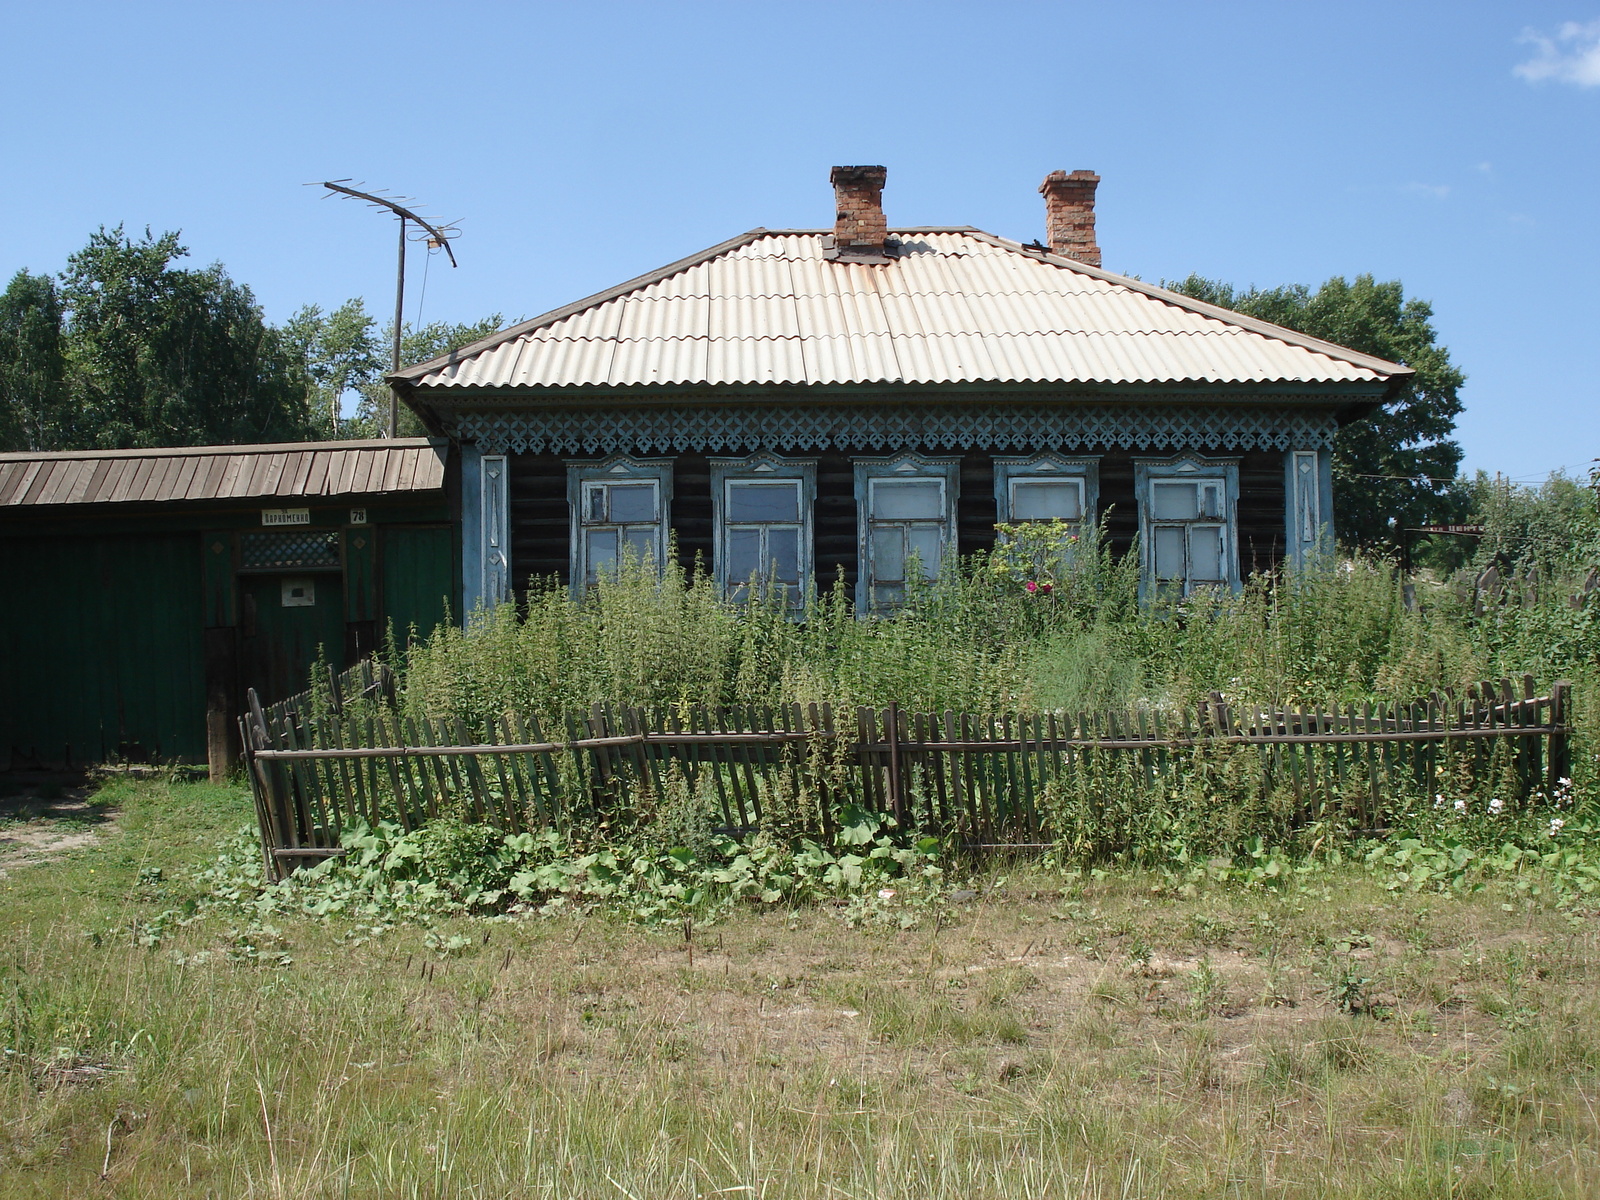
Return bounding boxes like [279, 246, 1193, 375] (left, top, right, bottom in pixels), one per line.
[1351, 472, 1455, 484]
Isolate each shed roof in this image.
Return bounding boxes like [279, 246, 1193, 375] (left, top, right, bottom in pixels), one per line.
[0, 438, 447, 509]
[393, 229, 1412, 395]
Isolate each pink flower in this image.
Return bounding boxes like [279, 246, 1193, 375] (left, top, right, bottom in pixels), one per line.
[1039, 582, 1053, 594]
[1024, 581, 1038, 593]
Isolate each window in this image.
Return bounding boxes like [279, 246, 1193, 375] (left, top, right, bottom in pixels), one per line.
[709, 455, 815, 604]
[854, 455, 960, 611]
[1134, 455, 1240, 597]
[994, 453, 1099, 527]
[993, 454, 1099, 579]
[567, 457, 673, 592]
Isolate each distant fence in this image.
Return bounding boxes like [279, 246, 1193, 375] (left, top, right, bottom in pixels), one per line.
[240, 665, 1573, 879]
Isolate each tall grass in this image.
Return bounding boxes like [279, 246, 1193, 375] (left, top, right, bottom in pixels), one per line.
[397, 535, 1585, 735]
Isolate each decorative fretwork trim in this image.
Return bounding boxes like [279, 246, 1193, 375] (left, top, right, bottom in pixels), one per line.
[240, 530, 340, 571]
[447, 403, 1338, 456]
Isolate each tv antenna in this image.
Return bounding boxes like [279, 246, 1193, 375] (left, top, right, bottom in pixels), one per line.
[315, 180, 460, 437]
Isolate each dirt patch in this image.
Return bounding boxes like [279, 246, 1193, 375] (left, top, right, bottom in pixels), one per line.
[0, 782, 116, 877]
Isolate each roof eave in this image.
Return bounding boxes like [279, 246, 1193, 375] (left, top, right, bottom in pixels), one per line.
[409, 378, 1391, 401]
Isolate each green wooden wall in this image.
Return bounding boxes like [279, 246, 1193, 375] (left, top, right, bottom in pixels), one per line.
[382, 525, 455, 646]
[1, 533, 207, 764]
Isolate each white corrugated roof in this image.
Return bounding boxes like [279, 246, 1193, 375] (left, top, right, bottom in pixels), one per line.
[396, 229, 1408, 392]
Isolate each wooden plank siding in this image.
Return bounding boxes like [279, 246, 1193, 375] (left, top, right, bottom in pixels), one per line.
[507, 448, 1288, 596]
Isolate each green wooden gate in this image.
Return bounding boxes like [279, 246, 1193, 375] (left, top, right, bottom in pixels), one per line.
[381, 525, 455, 646]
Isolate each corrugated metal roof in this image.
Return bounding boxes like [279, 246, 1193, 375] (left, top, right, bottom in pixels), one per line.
[396, 229, 1410, 393]
[0, 438, 447, 509]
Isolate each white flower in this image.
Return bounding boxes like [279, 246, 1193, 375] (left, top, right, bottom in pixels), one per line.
[1550, 818, 1566, 836]
[1488, 798, 1505, 814]
[877, 889, 896, 901]
[1433, 794, 1446, 809]
[1454, 798, 1467, 812]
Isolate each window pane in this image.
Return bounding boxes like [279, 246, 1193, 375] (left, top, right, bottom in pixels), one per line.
[1012, 480, 1081, 520]
[873, 527, 906, 583]
[873, 583, 905, 607]
[726, 528, 760, 583]
[871, 480, 942, 519]
[767, 528, 800, 584]
[585, 486, 606, 523]
[1152, 481, 1198, 520]
[907, 527, 943, 579]
[1153, 526, 1185, 580]
[608, 483, 656, 523]
[728, 481, 799, 523]
[621, 528, 656, 565]
[1199, 483, 1222, 520]
[1189, 525, 1224, 582]
[585, 529, 617, 576]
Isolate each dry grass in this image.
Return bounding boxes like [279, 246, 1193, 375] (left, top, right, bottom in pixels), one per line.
[2, 777, 1598, 1198]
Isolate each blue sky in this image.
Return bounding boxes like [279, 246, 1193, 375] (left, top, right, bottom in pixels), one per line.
[2, 1, 1596, 480]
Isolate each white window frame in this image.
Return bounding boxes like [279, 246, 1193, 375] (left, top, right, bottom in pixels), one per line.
[708, 453, 816, 606]
[1134, 453, 1241, 598]
[566, 456, 673, 595]
[853, 453, 961, 613]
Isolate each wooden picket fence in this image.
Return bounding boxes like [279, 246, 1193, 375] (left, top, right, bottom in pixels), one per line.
[241, 668, 1571, 879]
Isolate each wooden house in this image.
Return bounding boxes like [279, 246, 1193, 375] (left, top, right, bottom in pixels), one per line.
[390, 167, 1412, 613]
[0, 438, 455, 775]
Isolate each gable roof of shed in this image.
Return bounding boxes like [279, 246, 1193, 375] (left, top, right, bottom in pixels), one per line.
[393, 228, 1411, 394]
[0, 438, 446, 508]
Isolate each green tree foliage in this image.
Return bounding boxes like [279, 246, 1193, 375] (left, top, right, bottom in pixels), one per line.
[1166, 274, 1467, 554]
[0, 270, 69, 451]
[60, 227, 315, 448]
[0, 227, 503, 449]
[347, 315, 503, 438]
[1465, 470, 1599, 575]
[281, 298, 384, 438]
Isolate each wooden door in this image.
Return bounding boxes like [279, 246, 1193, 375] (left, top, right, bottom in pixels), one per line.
[239, 572, 346, 705]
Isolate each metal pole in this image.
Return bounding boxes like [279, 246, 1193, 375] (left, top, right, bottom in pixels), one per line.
[390, 216, 406, 438]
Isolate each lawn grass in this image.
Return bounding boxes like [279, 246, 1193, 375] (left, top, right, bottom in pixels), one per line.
[3, 776, 1598, 1198]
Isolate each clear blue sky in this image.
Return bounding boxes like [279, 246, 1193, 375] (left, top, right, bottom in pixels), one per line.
[3, 1, 1596, 480]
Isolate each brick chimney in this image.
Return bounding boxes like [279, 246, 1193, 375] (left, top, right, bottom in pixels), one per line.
[830, 165, 889, 259]
[1039, 169, 1101, 267]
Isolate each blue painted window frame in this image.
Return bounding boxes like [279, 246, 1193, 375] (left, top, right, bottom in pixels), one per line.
[708, 453, 817, 606]
[852, 453, 961, 613]
[993, 453, 1100, 527]
[1284, 449, 1334, 568]
[566, 455, 674, 596]
[1133, 453, 1241, 598]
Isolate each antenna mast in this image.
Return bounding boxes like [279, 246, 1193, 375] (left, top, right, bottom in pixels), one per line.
[316, 181, 459, 437]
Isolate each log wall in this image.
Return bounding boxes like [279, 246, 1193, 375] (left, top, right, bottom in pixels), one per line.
[507, 448, 1288, 597]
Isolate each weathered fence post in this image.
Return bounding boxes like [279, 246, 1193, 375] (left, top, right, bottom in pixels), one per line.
[1549, 680, 1572, 792]
[241, 688, 293, 881]
[885, 701, 905, 823]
